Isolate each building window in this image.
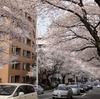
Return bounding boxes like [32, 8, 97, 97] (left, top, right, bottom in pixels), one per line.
[22, 76, 26, 83]
[11, 61, 20, 70]
[23, 50, 31, 58]
[15, 62, 20, 70]
[23, 63, 30, 71]
[12, 46, 21, 55]
[15, 75, 20, 83]
[32, 53, 35, 59]
[32, 42, 36, 51]
[27, 51, 31, 58]
[23, 37, 31, 46]
[10, 76, 14, 83]
[23, 37, 27, 44]
[11, 63, 14, 69]
[12, 46, 16, 53]
[0, 78, 2, 83]
[27, 38, 31, 46]
[16, 48, 21, 55]
[23, 50, 27, 57]
[26, 63, 30, 71]
[23, 63, 27, 70]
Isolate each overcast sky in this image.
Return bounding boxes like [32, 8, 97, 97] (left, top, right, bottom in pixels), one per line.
[37, 17, 51, 37]
[37, 0, 95, 37]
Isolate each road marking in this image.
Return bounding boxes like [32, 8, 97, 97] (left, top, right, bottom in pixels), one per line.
[81, 93, 86, 97]
[81, 90, 92, 97]
[89, 90, 92, 92]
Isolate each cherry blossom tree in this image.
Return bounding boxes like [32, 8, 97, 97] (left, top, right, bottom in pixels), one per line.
[0, 0, 36, 40]
[38, 0, 100, 59]
[35, 0, 100, 80]
[42, 42, 100, 83]
[0, 0, 36, 64]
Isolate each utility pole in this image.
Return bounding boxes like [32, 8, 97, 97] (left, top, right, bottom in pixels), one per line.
[36, 25, 38, 85]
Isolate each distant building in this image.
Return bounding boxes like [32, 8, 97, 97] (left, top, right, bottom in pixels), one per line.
[37, 37, 47, 69]
[37, 37, 47, 50]
[36, 37, 48, 85]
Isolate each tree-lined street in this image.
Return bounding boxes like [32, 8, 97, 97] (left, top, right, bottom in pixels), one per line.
[37, 0, 100, 90]
[0, 0, 100, 99]
[38, 87, 100, 99]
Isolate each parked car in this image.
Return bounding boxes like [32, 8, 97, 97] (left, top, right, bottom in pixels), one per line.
[79, 84, 86, 92]
[85, 82, 93, 90]
[97, 84, 100, 88]
[80, 83, 89, 91]
[67, 85, 80, 95]
[52, 84, 73, 99]
[96, 84, 100, 88]
[0, 83, 38, 99]
[34, 85, 44, 94]
[58, 84, 67, 87]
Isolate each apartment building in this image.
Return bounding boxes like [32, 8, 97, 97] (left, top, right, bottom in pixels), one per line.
[0, 34, 36, 83]
[0, 1, 36, 83]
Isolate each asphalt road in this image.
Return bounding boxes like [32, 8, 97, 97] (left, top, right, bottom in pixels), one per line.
[80, 87, 100, 99]
[38, 87, 100, 99]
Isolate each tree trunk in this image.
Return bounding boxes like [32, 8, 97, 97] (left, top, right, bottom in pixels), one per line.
[62, 75, 66, 84]
[95, 0, 100, 7]
[97, 47, 100, 56]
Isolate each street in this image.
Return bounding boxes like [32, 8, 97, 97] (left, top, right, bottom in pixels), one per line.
[81, 87, 100, 99]
[38, 87, 100, 99]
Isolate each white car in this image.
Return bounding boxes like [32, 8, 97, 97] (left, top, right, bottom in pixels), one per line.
[34, 85, 44, 94]
[97, 84, 100, 88]
[0, 83, 38, 99]
[52, 84, 73, 99]
[67, 85, 80, 95]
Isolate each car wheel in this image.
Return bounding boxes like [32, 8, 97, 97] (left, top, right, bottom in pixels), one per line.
[70, 95, 73, 99]
[67, 95, 73, 99]
[67, 95, 70, 99]
[52, 97, 55, 99]
[78, 92, 80, 95]
[83, 89, 85, 92]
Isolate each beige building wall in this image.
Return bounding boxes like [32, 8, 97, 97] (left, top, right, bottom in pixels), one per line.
[0, 2, 36, 83]
[0, 36, 36, 83]
[0, 64, 9, 83]
[0, 18, 36, 83]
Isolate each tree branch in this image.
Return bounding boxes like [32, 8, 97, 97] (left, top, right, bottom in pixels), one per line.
[71, 46, 95, 52]
[95, 21, 100, 29]
[95, 0, 100, 7]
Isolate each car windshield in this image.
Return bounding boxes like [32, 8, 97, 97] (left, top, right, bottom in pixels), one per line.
[34, 85, 41, 88]
[0, 85, 17, 95]
[57, 86, 67, 90]
[68, 85, 78, 88]
[80, 84, 84, 87]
